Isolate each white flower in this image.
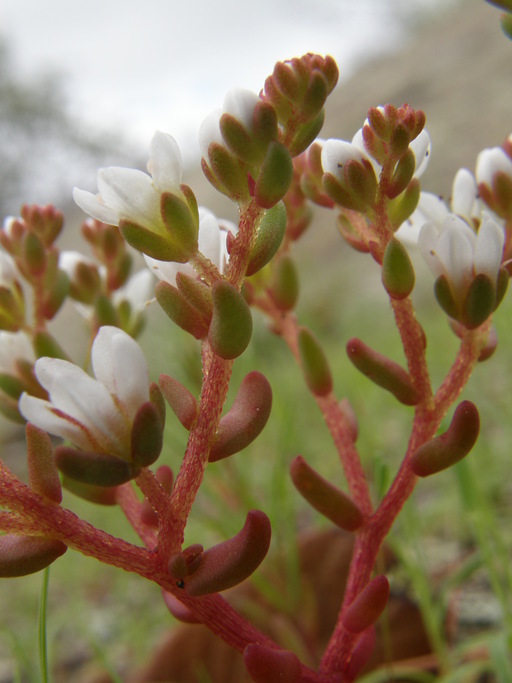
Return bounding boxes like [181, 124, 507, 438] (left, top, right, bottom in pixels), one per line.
[144, 208, 236, 285]
[418, 213, 505, 308]
[351, 126, 432, 180]
[476, 146, 512, 187]
[19, 326, 149, 458]
[0, 330, 34, 372]
[73, 131, 183, 233]
[112, 269, 155, 311]
[320, 139, 371, 177]
[199, 87, 260, 159]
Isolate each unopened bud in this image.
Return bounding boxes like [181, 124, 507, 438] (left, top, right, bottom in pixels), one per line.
[0, 534, 67, 577]
[411, 401, 479, 476]
[387, 179, 421, 229]
[55, 447, 139, 487]
[381, 237, 415, 299]
[202, 143, 251, 203]
[243, 643, 301, 683]
[298, 327, 333, 396]
[346, 338, 419, 406]
[159, 374, 198, 430]
[26, 423, 62, 503]
[290, 456, 363, 531]
[342, 575, 390, 633]
[209, 371, 272, 462]
[175, 272, 213, 321]
[185, 509, 271, 596]
[23, 232, 47, 277]
[208, 281, 253, 359]
[246, 202, 287, 277]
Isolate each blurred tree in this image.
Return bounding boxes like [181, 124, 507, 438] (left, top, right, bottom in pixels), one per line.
[0, 39, 138, 218]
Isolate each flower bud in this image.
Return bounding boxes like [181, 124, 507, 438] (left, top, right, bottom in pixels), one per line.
[55, 446, 139, 487]
[342, 575, 390, 633]
[290, 456, 363, 531]
[155, 280, 210, 339]
[159, 374, 198, 430]
[254, 142, 293, 209]
[246, 202, 287, 276]
[268, 255, 299, 311]
[41, 266, 69, 321]
[184, 509, 271, 596]
[26, 423, 62, 503]
[209, 371, 272, 462]
[22, 232, 47, 277]
[0, 535, 67, 577]
[208, 281, 253, 359]
[298, 327, 333, 396]
[243, 643, 301, 683]
[411, 401, 479, 476]
[130, 400, 164, 468]
[381, 237, 415, 299]
[346, 338, 419, 406]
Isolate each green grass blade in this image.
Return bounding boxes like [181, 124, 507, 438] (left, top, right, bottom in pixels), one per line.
[38, 567, 50, 683]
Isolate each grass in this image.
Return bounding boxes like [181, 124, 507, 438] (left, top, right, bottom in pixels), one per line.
[1, 228, 512, 681]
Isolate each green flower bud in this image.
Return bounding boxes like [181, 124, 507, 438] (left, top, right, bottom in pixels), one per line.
[208, 281, 253, 359]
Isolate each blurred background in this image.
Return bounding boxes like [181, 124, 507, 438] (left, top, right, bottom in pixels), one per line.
[1, 0, 512, 681]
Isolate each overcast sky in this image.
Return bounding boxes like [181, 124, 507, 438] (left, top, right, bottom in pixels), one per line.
[0, 0, 445, 163]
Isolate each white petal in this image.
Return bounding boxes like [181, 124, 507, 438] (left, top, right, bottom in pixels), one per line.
[410, 129, 431, 178]
[474, 217, 505, 280]
[451, 168, 478, 221]
[436, 219, 474, 296]
[0, 331, 34, 372]
[395, 192, 448, 244]
[143, 254, 191, 285]
[148, 131, 183, 193]
[72, 187, 120, 225]
[97, 167, 161, 228]
[91, 326, 149, 418]
[223, 87, 259, 130]
[198, 210, 222, 267]
[113, 269, 155, 311]
[19, 393, 100, 452]
[199, 109, 223, 159]
[34, 357, 128, 454]
[476, 147, 512, 186]
[321, 139, 367, 176]
[418, 222, 444, 277]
